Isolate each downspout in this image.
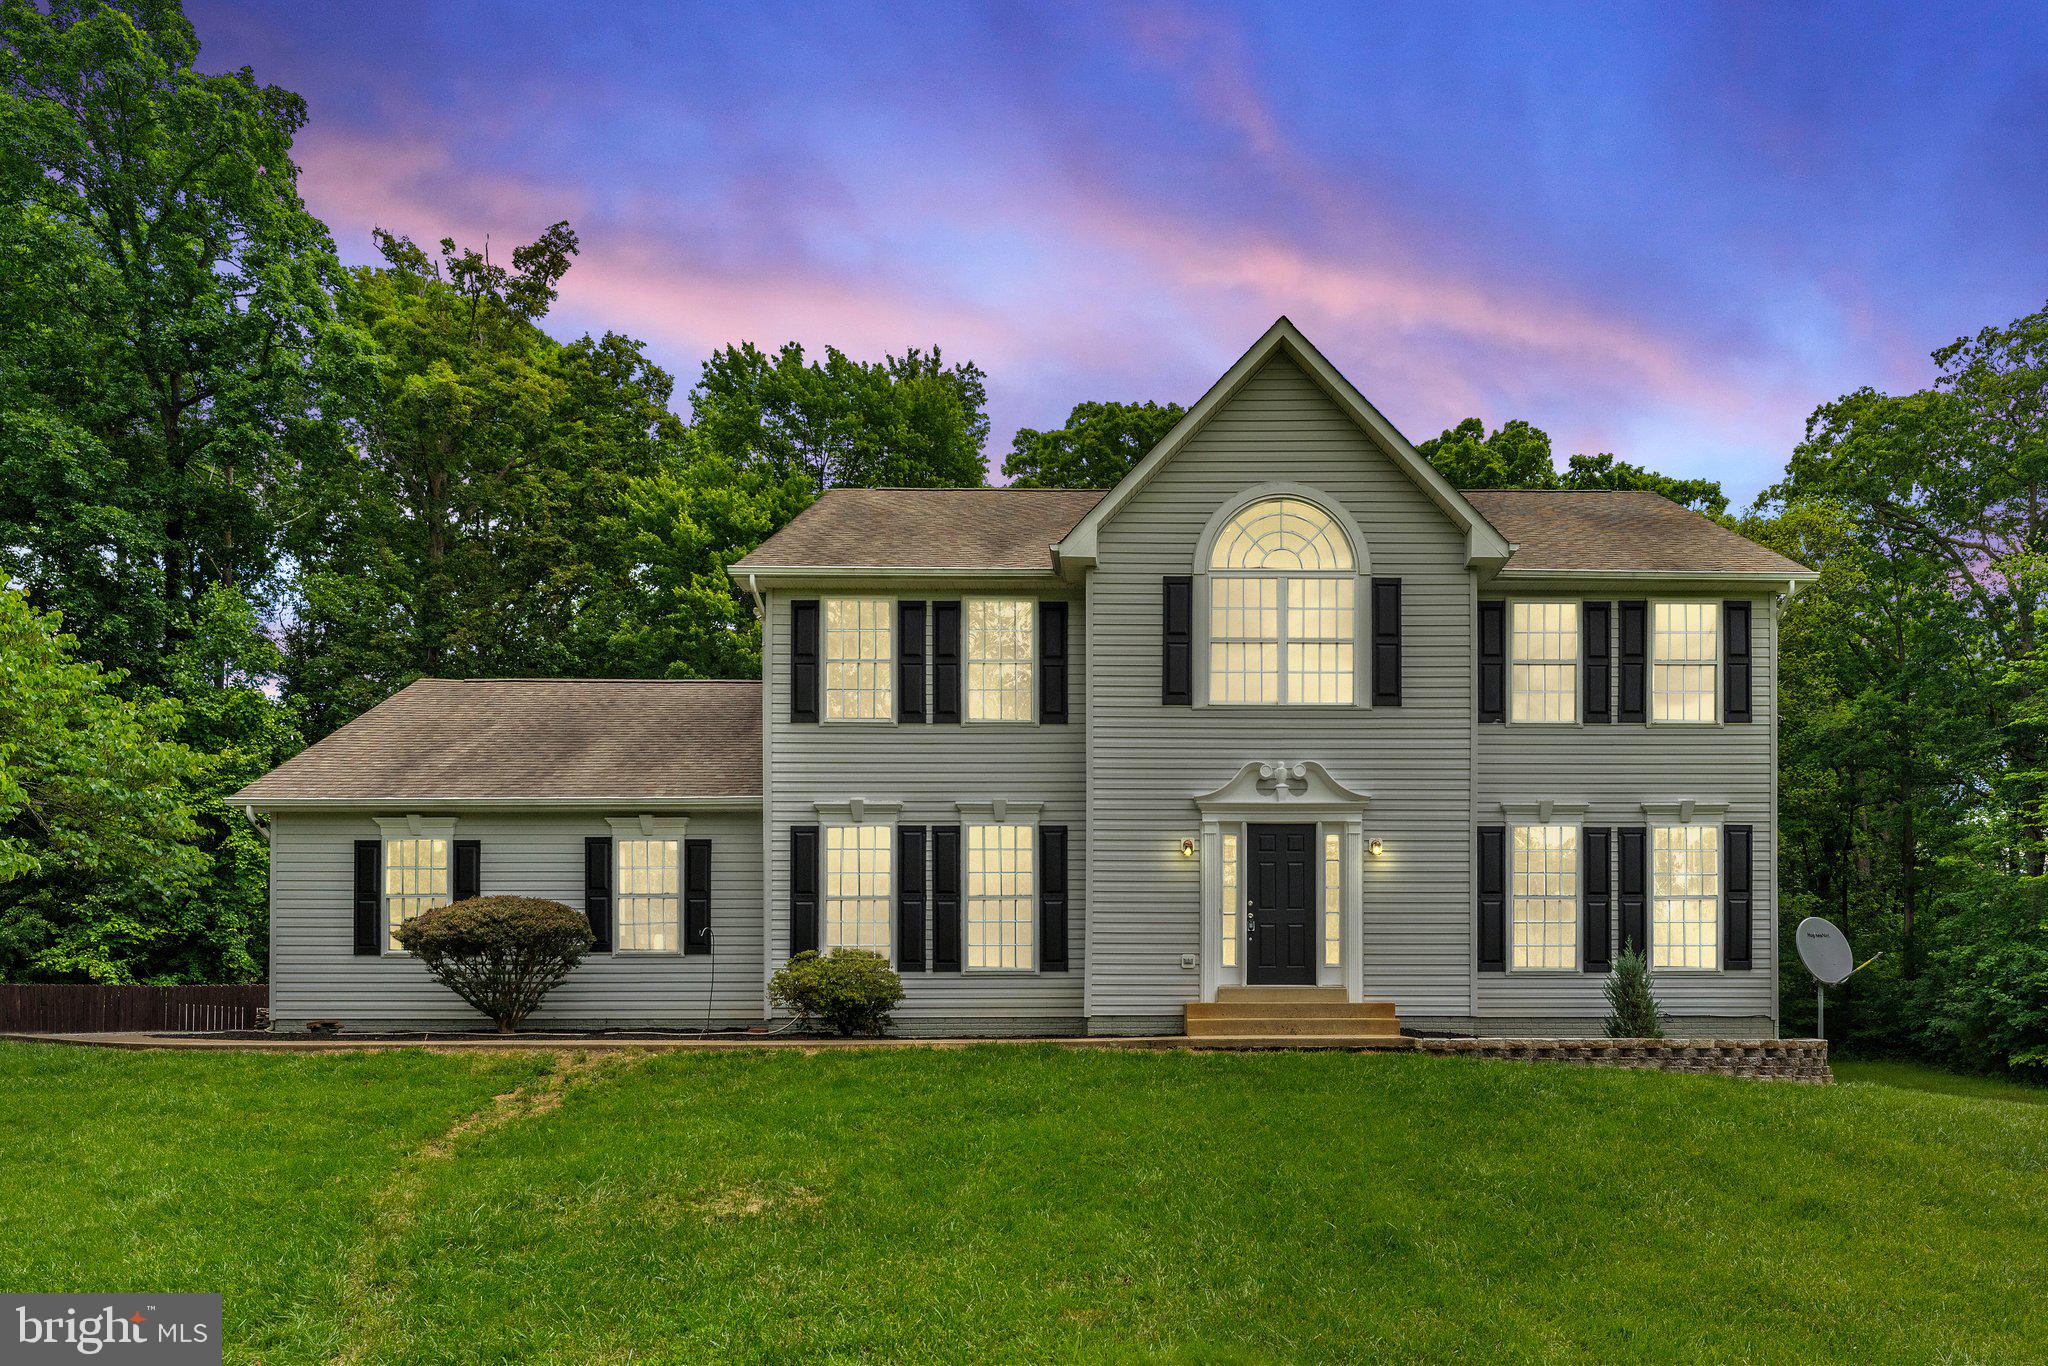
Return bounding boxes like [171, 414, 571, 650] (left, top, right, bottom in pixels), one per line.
[242, 805, 270, 843]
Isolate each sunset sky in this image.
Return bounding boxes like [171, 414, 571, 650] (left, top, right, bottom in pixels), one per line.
[193, 1, 2048, 502]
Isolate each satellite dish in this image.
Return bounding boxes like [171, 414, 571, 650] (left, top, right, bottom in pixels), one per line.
[1797, 917, 1856, 985]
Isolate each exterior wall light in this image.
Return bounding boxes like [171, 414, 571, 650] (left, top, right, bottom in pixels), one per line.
[1368, 838, 1384, 858]
[1179, 837, 1197, 858]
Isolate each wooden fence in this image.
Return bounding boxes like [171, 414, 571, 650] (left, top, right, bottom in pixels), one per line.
[0, 983, 268, 1034]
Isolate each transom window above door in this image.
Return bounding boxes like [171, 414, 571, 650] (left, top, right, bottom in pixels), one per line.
[1205, 497, 1357, 705]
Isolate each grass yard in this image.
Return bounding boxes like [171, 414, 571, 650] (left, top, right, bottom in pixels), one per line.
[2, 1043, 2043, 1363]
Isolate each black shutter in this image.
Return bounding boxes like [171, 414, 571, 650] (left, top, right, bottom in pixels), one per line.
[1618, 826, 1647, 956]
[1371, 577, 1403, 706]
[584, 836, 613, 953]
[932, 601, 961, 724]
[790, 825, 819, 955]
[1724, 824, 1754, 969]
[352, 839, 382, 955]
[1618, 600, 1647, 723]
[1477, 825, 1506, 972]
[1582, 827, 1612, 972]
[1162, 575, 1193, 705]
[897, 825, 927, 972]
[1040, 825, 1070, 971]
[1583, 601, 1613, 724]
[1039, 600, 1069, 724]
[898, 600, 927, 723]
[931, 824, 962, 972]
[453, 839, 481, 902]
[1477, 599, 1506, 723]
[684, 838, 713, 955]
[790, 599, 820, 724]
[1723, 600, 1753, 723]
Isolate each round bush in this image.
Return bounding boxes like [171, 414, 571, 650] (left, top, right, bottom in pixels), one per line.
[769, 949, 905, 1037]
[394, 895, 594, 1033]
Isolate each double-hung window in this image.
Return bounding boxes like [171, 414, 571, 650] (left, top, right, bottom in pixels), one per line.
[1652, 824, 1719, 968]
[383, 836, 450, 952]
[823, 598, 893, 721]
[823, 823, 892, 954]
[616, 838, 680, 952]
[1651, 602, 1718, 722]
[1510, 602, 1578, 723]
[1509, 823, 1577, 969]
[1206, 497, 1356, 705]
[966, 599, 1034, 721]
[965, 823, 1035, 969]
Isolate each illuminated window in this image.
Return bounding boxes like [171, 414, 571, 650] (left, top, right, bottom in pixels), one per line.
[1510, 602, 1579, 724]
[1652, 603, 1718, 722]
[1510, 824, 1577, 970]
[966, 599, 1034, 721]
[824, 824, 892, 954]
[966, 823, 1035, 970]
[1652, 824, 1720, 969]
[383, 836, 449, 952]
[1206, 498, 1355, 705]
[1220, 831, 1240, 969]
[1322, 830, 1342, 967]
[823, 598, 893, 721]
[616, 838, 679, 952]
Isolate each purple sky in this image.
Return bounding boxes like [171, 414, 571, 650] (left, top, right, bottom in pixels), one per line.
[194, 1, 2048, 504]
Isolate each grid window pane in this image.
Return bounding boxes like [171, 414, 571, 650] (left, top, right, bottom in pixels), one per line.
[966, 599, 1035, 721]
[616, 838, 679, 952]
[966, 823, 1035, 970]
[1510, 824, 1578, 970]
[383, 837, 450, 951]
[1287, 578, 1356, 705]
[823, 598, 893, 721]
[1652, 602, 1718, 722]
[1220, 831, 1239, 969]
[1510, 602, 1579, 723]
[1653, 824, 1720, 968]
[1209, 575, 1280, 705]
[1209, 498, 1355, 571]
[824, 824, 892, 954]
[1204, 499, 1357, 706]
[1322, 830, 1342, 968]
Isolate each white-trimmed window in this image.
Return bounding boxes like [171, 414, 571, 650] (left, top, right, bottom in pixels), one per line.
[966, 823, 1035, 970]
[824, 823, 892, 954]
[1652, 602, 1718, 723]
[1220, 830, 1240, 969]
[616, 838, 680, 952]
[1510, 824, 1577, 970]
[383, 836, 450, 952]
[1652, 824, 1720, 969]
[1207, 497, 1356, 705]
[966, 599, 1034, 722]
[1510, 602, 1578, 724]
[823, 597, 893, 721]
[1321, 829, 1342, 968]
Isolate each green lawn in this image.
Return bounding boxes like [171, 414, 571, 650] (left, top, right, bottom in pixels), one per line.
[2, 1042, 2043, 1363]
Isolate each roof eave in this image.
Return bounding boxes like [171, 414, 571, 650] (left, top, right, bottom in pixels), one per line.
[235, 795, 764, 814]
[725, 565, 1064, 587]
[1490, 567, 1817, 593]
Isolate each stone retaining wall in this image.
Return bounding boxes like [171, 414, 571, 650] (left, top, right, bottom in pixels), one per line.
[1416, 1036, 1832, 1082]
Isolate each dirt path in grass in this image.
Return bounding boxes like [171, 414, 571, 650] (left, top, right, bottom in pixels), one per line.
[333, 1049, 650, 1363]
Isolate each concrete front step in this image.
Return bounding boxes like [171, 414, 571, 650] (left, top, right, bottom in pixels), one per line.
[1186, 1000, 1398, 1021]
[1185, 1015, 1403, 1039]
[1183, 1035, 1417, 1051]
[1214, 985, 1350, 1004]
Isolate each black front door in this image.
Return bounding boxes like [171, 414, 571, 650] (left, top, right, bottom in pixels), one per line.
[1247, 824, 1316, 984]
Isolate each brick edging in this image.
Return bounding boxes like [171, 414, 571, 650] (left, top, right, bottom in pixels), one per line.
[1415, 1036, 1831, 1082]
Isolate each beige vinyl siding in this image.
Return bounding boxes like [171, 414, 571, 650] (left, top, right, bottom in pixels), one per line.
[1085, 355, 1476, 1021]
[762, 585, 1088, 1033]
[1475, 592, 1780, 1026]
[267, 809, 763, 1027]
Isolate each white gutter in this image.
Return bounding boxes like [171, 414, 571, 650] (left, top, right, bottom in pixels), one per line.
[235, 795, 763, 814]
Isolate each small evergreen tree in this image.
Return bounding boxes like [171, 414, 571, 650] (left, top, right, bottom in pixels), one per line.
[1604, 947, 1664, 1038]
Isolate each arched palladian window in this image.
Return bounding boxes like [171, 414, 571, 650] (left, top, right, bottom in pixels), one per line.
[1206, 497, 1358, 704]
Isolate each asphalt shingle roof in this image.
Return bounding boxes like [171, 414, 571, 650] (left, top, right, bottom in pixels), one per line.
[732, 487, 1107, 572]
[1462, 489, 1809, 576]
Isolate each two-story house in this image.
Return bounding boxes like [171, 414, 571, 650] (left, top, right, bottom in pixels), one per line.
[237, 319, 1813, 1038]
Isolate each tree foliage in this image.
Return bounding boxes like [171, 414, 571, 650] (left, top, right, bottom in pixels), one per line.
[1004, 400, 1185, 489]
[1416, 417, 1728, 512]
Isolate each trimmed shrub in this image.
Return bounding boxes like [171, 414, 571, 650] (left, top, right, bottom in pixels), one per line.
[1604, 946, 1664, 1038]
[770, 949, 905, 1037]
[394, 896, 594, 1033]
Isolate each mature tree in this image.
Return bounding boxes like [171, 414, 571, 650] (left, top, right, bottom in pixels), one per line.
[1415, 417, 1557, 489]
[284, 226, 686, 734]
[0, 589, 208, 982]
[690, 341, 989, 493]
[1559, 451, 1727, 513]
[0, 0, 354, 687]
[1003, 400, 1185, 489]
